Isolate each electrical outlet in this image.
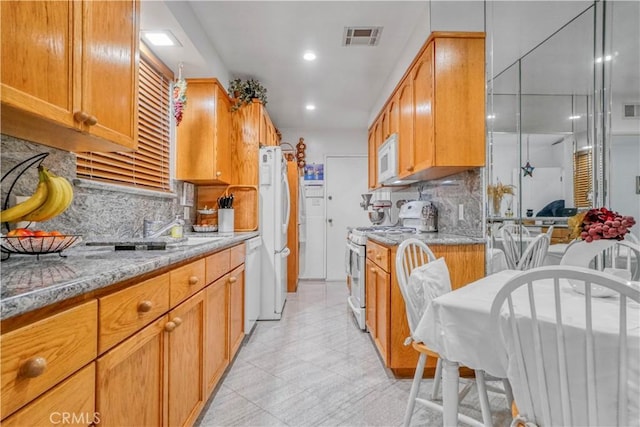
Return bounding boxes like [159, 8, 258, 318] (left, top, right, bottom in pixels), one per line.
[458, 204, 464, 220]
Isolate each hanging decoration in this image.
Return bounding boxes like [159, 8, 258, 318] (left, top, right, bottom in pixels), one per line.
[521, 135, 535, 177]
[295, 137, 307, 169]
[172, 63, 187, 126]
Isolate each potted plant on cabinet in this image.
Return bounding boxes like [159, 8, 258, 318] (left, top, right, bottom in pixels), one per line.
[228, 78, 268, 111]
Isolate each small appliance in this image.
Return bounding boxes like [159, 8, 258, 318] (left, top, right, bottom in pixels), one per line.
[377, 133, 398, 184]
[399, 201, 438, 232]
[370, 200, 393, 226]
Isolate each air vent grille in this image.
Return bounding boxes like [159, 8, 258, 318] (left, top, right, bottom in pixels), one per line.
[343, 26, 382, 46]
[623, 103, 640, 119]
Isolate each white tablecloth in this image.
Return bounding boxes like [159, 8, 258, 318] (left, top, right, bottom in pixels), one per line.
[415, 270, 640, 426]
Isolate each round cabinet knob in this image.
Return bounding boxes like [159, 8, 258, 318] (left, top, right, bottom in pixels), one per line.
[172, 317, 183, 327]
[188, 276, 199, 285]
[216, 171, 222, 177]
[73, 111, 90, 123]
[137, 300, 153, 313]
[370, 268, 376, 273]
[21, 357, 47, 378]
[86, 115, 98, 126]
[375, 255, 382, 261]
[228, 276, 237, 284]
[164, 321, 177, 332]
[406, 166, 415, 172]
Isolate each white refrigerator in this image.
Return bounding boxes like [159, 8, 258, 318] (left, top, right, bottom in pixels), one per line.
[258, 146, 290, 320]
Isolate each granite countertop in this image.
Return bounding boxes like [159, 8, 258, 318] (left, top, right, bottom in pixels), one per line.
[0, 231, 259, 321]
[365, 231, 485, 246]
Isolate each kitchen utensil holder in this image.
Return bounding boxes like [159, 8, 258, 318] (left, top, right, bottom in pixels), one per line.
[218, 209, 234, 234]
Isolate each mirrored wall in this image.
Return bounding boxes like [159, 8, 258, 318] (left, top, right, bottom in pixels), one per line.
[486, 1, 640, 241]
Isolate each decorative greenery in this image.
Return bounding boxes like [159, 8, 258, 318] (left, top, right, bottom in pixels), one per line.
[487, 181, 515, 216]
[569, 207, 636, 242]
[172, 78, 187, 126]
[228, 78, 268, 112]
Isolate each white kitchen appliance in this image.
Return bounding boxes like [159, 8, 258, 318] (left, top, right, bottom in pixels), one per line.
[244, 236, 262, 332]
[259, 146, 291, 320]
[399, 201, 438, 232]
[377, 133, 398, 184]
[299, 180, 325, 279]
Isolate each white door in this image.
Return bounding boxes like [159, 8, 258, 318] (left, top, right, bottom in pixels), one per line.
[325, 155, 370, 281]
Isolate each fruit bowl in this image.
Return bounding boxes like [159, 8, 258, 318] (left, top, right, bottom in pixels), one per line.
[0, 235, 83, 256]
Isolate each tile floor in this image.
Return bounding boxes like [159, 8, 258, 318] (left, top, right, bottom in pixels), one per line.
[196, 281, 511, 426]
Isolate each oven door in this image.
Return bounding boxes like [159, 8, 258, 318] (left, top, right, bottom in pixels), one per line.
[346, 240, 365, 307]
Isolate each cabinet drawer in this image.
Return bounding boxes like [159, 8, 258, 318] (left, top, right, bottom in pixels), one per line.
[1, 300, 97, 418]
[2, 363, 96, 427]
[230, 243, 246, 269]
[98, 273, 170, 354]
[170, 259, 206, 307]
[367, 240, 390, 272]
[206, 249, 230, 285]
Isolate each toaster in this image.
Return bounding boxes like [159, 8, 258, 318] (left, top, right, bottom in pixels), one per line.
[399, 201, 438, 233]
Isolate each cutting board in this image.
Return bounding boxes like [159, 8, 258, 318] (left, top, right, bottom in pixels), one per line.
[224, 185, 258, 231]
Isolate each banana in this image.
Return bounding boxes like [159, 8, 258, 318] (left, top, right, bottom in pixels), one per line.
[0, 168, 49, 223]
[20, 168, 74, 222]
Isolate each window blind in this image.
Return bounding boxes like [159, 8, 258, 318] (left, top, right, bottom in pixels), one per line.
[77, 46, 172, 192]
[573, 150, 592, 208]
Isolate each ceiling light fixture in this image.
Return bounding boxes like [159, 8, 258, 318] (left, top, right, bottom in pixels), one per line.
[142, 30, 181, 47]
[487, 114, 496, 119]
[303, 52, 316, 61]
[569, 115, 581, 120]
[305, 104, 316, 111]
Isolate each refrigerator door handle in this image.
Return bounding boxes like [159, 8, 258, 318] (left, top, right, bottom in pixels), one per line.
[282, 172, 291, 233]
[277, 247, 291, 256]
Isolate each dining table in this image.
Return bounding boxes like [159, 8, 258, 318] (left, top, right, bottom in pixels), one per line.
[413, 269, 640, 426]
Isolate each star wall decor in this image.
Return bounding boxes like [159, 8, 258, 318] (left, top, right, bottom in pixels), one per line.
[521, 161, 535, 177]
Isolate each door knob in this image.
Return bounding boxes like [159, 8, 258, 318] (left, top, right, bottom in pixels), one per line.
[328, 196, 332, 200]
[328, 218, 333, 224]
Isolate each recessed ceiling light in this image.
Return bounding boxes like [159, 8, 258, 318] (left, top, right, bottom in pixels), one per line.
[142, 30, 181, 47]
[305, 104, 316, 111]
[487, 114, 496, 119]
[303, 52, 316, 61]
[569, 115, 581, 120]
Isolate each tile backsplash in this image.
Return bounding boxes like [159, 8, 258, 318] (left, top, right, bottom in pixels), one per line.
[371, 169, 483, 237]
[1, 135, 181, 239]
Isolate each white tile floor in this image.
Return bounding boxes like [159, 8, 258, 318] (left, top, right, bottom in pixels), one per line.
[196, 281, 511, 426]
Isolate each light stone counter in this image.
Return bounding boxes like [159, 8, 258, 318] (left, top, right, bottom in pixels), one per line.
[0, 232, 259, 320]
[365, 231, 485, 246]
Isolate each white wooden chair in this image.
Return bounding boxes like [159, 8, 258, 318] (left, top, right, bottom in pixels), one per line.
[500, 223, 531, 237]
[490, 266, 640, 426]
[561, 240, 640, 281]
[396, 238, 513, 427]
[501, 228, 521, 270]
[516, 234, 550, 271]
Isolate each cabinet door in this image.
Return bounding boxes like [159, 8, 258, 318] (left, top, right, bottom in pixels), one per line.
[398, 78, 414, 177]
[0, 1, 77, 127]
[365, 259, 377, 336]
[80, 0, 139, 150]
[204, 275, 229, 395]
[228, 264, 245, 359]
[367, 128, 377, 189]
[412, 42, 435, 171]
[168, 292, 205, 427]
[215, 88, 232, 181]
[380, 110, 389, 141]
[375, 267, 390, 363]
[97, 316, 168, 427]
[387, 93, 399, 137]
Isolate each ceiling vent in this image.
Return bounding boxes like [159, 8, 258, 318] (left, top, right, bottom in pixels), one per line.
[343, 27, 382, 46]
[623, 103, 640, 119]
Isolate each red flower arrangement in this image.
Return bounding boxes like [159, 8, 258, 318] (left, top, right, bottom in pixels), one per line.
[569, 207, 636, 242]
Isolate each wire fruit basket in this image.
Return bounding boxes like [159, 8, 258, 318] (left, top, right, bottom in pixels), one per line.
[1, 235, 83, 259]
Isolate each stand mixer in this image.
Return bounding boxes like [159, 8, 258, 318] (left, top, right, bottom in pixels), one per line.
[369, 200, 393, 226]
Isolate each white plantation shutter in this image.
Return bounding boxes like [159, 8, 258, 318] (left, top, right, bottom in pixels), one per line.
[77, 44, 172, 192]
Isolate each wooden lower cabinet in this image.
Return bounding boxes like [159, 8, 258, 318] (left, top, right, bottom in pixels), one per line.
[204, 276, 229, 396]
[97, 316, 168, 427]
[168, 292, 206, 427]
[365, 240, 485, 377]
[228, 265, 245, 359]
[3, 363, 96, 427]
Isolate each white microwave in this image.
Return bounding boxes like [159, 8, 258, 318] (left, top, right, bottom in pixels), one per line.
[377, 133, 398, 184]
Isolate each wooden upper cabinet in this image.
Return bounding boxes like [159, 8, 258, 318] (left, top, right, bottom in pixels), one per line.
[397, 77, 414, 177]
[380, 110, 389, 141]
[387, 93, 399, 138]
[412, 41, 436, 173]
[367, 128, 376, 190]
[176, 79, 231, 184]
[0, 0, 140, 152]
